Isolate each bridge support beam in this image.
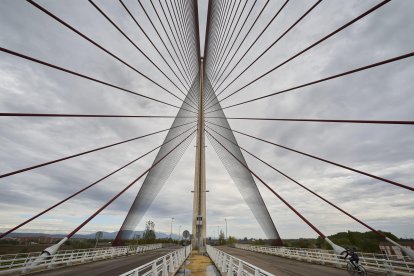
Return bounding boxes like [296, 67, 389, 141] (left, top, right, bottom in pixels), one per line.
[324, 237, 345, 255]
[192, 58, 207, 252]
[24, 237, 68, 272]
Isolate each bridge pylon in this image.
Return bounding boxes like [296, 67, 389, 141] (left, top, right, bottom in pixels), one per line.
[192, 58, 207, 252]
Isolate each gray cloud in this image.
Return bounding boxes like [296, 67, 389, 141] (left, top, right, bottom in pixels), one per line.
[0, 0, 413, 240]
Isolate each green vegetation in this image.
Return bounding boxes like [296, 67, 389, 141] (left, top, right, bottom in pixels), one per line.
[3, 230, 399, 254]
[238, 231, 400, 253]
[283, 238, 317, 248]
[253, 239, 266, 245]
[319, 230, 399, 253]
[63, 239, 95, 249]
[127, 220, 183, 245]
[227, 236, 237, 245]
[0, 239, 18, 245]
[218, 230, 226, 245]
[127, 238, 181, 245]
[142, 221, 156, 243]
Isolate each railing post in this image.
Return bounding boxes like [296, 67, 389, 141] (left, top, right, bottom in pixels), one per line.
[222, 254, 228, 273]
[174, 252, 179, 270]
[162, 256, 168, 276]
[227, 257, 233, 276]
[216, 251, 221, 269]
[47, 255, 57, 269]
[320, 251, 325, 265]
[179, 250, 183, 263]
[383, 260, 395, 276]
[152, 261, 157, 275]
[333, 252, 342, 268]
[169, 254, 175, 273]
[67, 252, 74, 265]
[22, 254, 31, 267]
[237, 261, 243, 276]
[218, 252, 224, 268]
[176, 249, 179, 261]
[213, 248, 218, 262]
[306, 251, 311, 263]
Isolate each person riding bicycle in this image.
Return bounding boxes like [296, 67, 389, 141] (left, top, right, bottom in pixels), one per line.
[341, 247, 360, 271]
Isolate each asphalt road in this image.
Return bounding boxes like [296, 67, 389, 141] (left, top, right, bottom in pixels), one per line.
[32, 245, 181, 276]
[216, 246, 350, 276]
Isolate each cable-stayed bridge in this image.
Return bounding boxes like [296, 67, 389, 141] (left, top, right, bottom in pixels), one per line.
[0, 0, 413, 275]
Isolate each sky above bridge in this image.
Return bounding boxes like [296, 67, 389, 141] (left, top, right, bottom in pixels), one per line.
[0, 0, 413, 240]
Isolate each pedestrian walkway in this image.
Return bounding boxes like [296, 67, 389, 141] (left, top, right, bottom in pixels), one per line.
[176, 251, 220, 276]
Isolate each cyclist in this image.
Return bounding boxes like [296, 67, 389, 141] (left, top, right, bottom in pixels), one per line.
[341, 247, 360, 271]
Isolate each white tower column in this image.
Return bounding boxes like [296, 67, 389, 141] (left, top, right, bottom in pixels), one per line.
[192, 58, 206, 251]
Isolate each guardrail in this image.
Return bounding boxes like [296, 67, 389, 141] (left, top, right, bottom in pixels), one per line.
[207, 245, 274, 276]
[0, 243, 162, 275]
[120, 245, 191, 276]
[235, 244, 414, 276]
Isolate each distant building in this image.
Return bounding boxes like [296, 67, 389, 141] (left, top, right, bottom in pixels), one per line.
[379, 241, 414, 259]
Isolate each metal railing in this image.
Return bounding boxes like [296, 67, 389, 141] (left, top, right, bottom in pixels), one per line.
[236, 244, 414, 276]
[207, 245, 274, 276]
[120, 245, 191, 276]
[0, 243, 162, 275]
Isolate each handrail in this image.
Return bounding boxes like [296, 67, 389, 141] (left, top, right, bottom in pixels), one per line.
[236, 244, 414, 276]
[207, 245, 275, 276]
[119, 244, 192, 276]
[0, 243, 162, 275]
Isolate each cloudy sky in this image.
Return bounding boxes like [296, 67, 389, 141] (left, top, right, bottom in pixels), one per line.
[0, 0, 413, 241]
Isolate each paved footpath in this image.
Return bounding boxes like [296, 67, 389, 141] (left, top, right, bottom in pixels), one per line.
[176, 251, 220, 276]
[217, 246, 351, 276]
[33, 245, 180, 276]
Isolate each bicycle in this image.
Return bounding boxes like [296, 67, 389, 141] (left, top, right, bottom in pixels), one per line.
[345, 259, 367, 275]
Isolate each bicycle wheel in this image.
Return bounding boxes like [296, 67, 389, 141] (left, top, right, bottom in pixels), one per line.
[357, 265, 367, 276]
[346, 263, 356, 275]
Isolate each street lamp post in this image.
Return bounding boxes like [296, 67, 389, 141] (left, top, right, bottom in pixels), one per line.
[170, 218, 174, 239]
[225, 218, 227, 240]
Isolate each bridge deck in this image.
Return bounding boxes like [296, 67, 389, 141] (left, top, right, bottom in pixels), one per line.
[216, 246, 352, 276]
[32, 245, 180, 276]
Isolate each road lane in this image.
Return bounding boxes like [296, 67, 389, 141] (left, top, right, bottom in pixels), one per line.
[216, 246, 350, 276]
[33, 245, 181, 276]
